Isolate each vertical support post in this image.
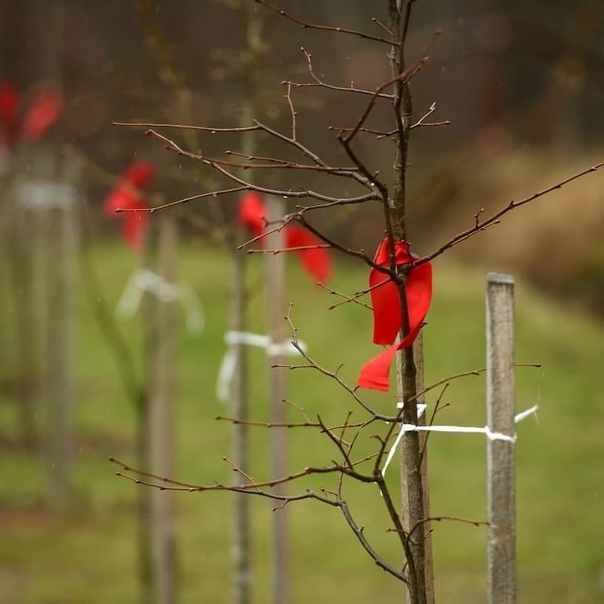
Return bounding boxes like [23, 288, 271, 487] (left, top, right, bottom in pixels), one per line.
[8, 193, 40, 447]
[0, 203, 8, 387]
[486, 273, 516, 604]
[148, 215, 178, 604]
[264, 196, 289, 604]
[43, 182, 77, 510]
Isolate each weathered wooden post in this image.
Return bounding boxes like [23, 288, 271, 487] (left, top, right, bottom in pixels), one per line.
[0, 200, 9, 390]
[146, 214, 179, 604]
[486, 273, 516, 604]
[8, 183, 42, 447]
[32, 155, 79, 510]
[264, 196, 289, 604]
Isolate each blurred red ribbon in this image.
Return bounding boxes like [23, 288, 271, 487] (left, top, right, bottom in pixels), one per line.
[357, 238, 432, 391]
[0, 83, 20, 148]
[0, 82, 62, 149]
[20, 93, 63, 141]
[239, 191, 331, 283]
[103, 161, 156, 250]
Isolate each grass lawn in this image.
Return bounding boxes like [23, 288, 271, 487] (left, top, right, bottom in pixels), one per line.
[0, 240, 603, 603]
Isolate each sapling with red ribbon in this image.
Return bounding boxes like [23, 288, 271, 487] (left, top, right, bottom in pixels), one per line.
[110, 3, 604, 602]
[103, 160, 156, 250]
[238, 191, 332, 284]
[358, 238, 432, 391]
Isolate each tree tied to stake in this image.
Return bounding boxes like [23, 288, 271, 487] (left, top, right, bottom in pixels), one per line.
[112, 2, 604, 603]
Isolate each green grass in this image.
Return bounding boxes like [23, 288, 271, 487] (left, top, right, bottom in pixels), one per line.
[1, 241, 603, 603]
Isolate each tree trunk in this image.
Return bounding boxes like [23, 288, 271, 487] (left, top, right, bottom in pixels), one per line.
[388, 2, 433, 602]
[230, 5, 264, 603]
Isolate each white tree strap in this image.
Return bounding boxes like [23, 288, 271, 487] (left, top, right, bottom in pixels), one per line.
[381, 404, 539, 477]
[116, 268, 205, 334]
[381, 403, 426, 478]
[216, 331, 308, 402]
[18, 181, 77, 208]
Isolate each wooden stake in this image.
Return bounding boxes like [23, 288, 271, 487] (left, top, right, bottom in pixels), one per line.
[41, 168, 78, 510]
[148, 215, 179, 604]
[486, 273, 516, 604]
[264, 196, 289, 604]
[7, 192, 40, 447]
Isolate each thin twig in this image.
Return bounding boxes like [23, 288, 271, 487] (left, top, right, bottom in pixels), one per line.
[418, 161, 604, 266]
[254, 0, 398, 47]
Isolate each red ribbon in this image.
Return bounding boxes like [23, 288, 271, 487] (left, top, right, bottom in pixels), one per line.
[103, 161, 156, 250]
[20, 93, 63, 141]
[357, 238, 432, 391]
[0, 82, 62, 149]
[0, 82, 20, 148]
[239, 191, 331, 283]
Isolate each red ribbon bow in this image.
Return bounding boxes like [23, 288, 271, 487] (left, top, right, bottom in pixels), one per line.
[103, 161, 156, 250]
[0, 82, 62, 149]
[239, 191, 331, 283]
[357, 238, 432, 391]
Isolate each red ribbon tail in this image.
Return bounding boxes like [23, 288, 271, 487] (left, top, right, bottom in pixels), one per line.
[285, 225, 331, 283]
[357, 323, 423, 392]
[357, 345, 399, 391]
[238, 192, 266, 238]
[299, 246, 331, 283]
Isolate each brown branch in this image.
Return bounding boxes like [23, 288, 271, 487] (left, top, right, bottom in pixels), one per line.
[342, 55, 429, 145]
[375, 471, 418, 583]
[339, 498, 409, 583]
[279, 314, 400, 421]
[409, 362, 540, 407]
[411, 101, 450, 129]
[406, 515, 489, 540]
[144, 127, 376, 205]
[285, 81, 297, 140]
[371, 17, 393, 36]
[115, 186, 248, 214]
[326, 281, 386, 311]
[114, 120, 261, 133]
[419, 160, 604, 266]
[110, 455, 373, 490]
[254, 0, 398, 47]
[215, 414, 380, 439]
[374, 403, 405, 475]
[285, 47, 394, 100]
[219, 153, 361, 173]
[319, 282, 373, 311]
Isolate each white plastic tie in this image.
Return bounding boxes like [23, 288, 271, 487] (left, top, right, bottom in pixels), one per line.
[116, 268, 205, 334]
[216, 331, 307, 402]
[18, 181, 77, 209]
[381, 404, 539, 477]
